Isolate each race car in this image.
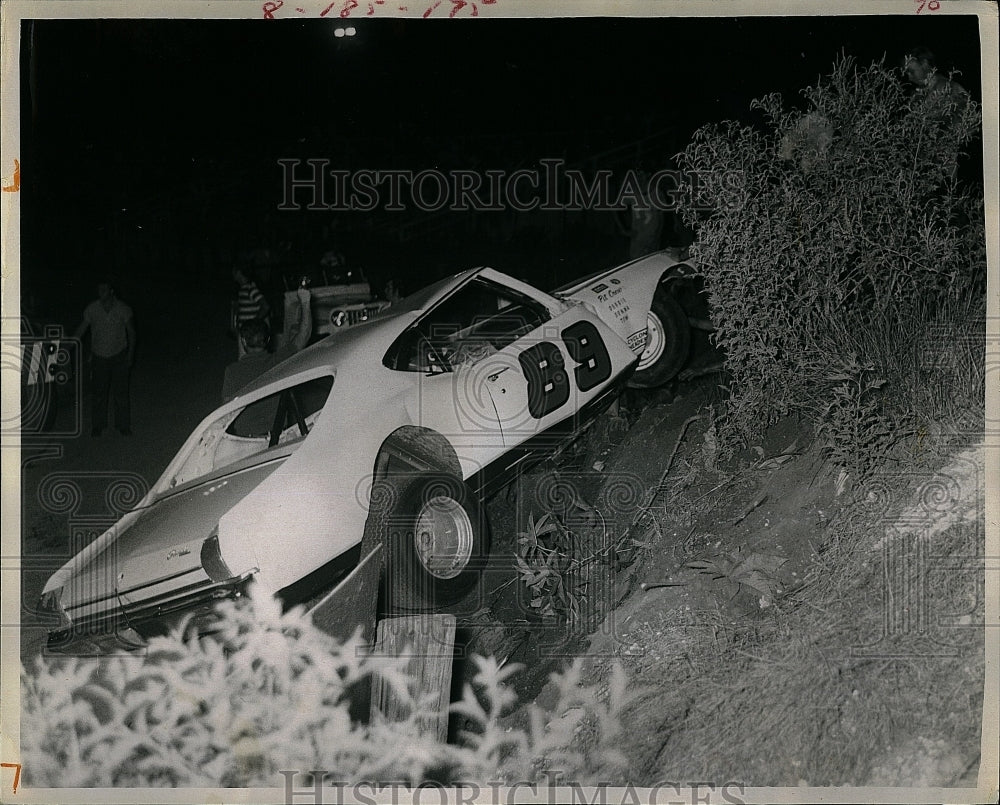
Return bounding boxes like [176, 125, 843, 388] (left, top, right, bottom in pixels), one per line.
[38, 250, 694, 653]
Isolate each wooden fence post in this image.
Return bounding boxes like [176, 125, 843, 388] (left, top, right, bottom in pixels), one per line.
[369, 614, 457, 744]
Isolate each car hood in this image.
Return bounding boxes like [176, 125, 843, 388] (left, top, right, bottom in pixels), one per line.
[60, 459, 285, 618]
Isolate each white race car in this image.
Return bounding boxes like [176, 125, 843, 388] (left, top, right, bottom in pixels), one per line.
[39, 251, 693, 652]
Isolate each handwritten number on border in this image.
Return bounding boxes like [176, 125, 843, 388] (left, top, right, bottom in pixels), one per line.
[2, 763, 22, 795]
[266, 0, 495, 18]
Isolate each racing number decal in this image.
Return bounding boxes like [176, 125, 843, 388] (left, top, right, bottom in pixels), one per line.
[518, 322, 612, 419]
[519, 341, 570, 419]
[562, 321, 612, 392]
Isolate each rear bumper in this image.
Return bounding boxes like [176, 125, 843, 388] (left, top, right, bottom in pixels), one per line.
[46, 574, 253, 655]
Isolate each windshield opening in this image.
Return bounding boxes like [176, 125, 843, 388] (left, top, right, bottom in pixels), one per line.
[384, 277, 549, 372]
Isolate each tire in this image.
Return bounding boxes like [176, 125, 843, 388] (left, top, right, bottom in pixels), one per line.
[381, 470, 490, 611]
[627, 289, 691, 388]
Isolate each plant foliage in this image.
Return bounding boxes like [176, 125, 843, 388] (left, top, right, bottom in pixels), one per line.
[21, 589, 636, 787]
[515, 509, 640, 625]
[676, 57, 985, 479]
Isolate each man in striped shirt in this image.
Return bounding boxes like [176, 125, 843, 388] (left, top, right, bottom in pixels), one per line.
[232, 267, 270, 357]
[222, 286, 312, 403]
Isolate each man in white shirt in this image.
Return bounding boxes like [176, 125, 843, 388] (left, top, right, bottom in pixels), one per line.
[73, 280, 136, 436]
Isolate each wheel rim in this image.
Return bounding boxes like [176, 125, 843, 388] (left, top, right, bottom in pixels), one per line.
[637, 310, 665, 371]
[414, 496, 474, 580]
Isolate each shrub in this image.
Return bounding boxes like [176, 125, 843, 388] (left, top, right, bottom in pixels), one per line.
[676, 57, 985, 480]
[21, 588, 635, 788]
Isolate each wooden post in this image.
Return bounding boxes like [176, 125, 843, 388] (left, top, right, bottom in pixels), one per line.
[369, 614, 457, 744]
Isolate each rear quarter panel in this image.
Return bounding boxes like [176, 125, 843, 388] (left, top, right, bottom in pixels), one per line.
[217, 365, 416, 595]
[559, 251, 695, 356]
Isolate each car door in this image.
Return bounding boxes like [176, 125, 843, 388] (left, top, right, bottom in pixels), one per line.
[389, 271, 636, 481]
[424, 271, 635, 452]
[478, 300, 635, 450]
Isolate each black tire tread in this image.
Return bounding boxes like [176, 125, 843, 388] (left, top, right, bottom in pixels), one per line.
[628, 290, 691, 388]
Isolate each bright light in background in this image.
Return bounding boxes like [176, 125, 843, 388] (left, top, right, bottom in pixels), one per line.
[334, 26, 356, 38]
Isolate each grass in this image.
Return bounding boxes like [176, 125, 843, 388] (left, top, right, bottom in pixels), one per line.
[815, 290, 987, 480]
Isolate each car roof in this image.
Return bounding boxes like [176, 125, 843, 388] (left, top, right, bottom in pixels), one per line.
[232, 268, 479, 399]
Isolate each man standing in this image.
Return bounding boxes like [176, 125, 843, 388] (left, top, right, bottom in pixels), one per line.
[222, 285, 312, 403]
[232, 267, 270, 358]
[73, 280, 135, 436]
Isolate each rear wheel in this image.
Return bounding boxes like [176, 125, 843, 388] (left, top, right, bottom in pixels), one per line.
[381, 470, 489, 611]
[628, 289, 691, 388]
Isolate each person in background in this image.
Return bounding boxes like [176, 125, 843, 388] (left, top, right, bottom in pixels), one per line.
[73, 279, 135, 436]
[222, 285, 312, 403]
[232, 266, 270, 358]
[903, 46, 969, 110]
[616, 170, 664, 260]
[903, 46, 972, 180]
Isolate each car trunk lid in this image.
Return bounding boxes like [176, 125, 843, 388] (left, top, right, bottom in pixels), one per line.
[61, 459, 285, 624]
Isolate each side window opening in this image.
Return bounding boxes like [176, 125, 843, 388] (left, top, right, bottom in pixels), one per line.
[169, 375, 334, 489]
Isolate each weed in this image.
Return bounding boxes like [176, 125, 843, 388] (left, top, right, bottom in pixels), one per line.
[685, 548, 788, 608]
[514, 509, 640, 627]
[675, 56, 985, 481]
[515, 512, 589, 622]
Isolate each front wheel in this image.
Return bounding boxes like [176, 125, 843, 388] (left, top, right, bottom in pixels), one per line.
[382, 470, 490, 611]
[628, 290, 691, 388]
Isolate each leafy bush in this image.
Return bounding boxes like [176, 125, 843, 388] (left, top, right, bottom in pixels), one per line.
[515, 512, 588, 621]
[676, 57, 985, 480]
[21, 588, 635, 787]
[515, 508, 642, 626]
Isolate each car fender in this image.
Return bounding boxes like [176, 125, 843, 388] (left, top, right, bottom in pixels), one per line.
[557, 250, 696, 356]
[40, 504, 152, 596]
[217, 377, 415, 595]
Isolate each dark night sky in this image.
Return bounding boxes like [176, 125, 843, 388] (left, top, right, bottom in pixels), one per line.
[17, 13, 986, 314]
[24, 16, 985, 154]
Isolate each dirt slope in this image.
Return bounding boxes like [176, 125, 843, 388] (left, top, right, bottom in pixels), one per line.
[473, 377, 986, 789]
